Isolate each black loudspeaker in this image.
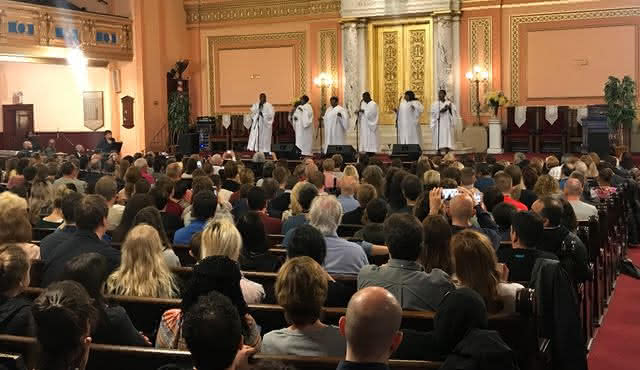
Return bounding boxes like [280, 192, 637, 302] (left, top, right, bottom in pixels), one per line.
[391, 144, 422, 161]
[178, 133, 199, 155]
[326, 145, 356, 162]
[271, 143, 301, 160]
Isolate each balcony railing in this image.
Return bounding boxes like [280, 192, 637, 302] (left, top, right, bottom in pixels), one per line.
[0, 0, 132, 61]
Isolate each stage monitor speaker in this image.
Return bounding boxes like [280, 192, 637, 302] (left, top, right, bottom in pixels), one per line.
[326, 145, 356, 162]
[391, 144, 422, 161]
[178, 133, 199, 155]
[271, 143, 301, 160]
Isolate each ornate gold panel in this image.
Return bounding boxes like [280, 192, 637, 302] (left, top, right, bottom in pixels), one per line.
[319, 29, 338, 106]
[369, 20, 432, 124]
[469, 16, 491, 115]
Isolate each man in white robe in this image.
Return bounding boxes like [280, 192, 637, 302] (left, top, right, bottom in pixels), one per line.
[323, 96, 349, 153]
[396, 90, 424, 146]
[357, 92, 378, 153]
[291, 95, 314, 156]
[247, 93, 274, 153]
[430, 89, 457, 151]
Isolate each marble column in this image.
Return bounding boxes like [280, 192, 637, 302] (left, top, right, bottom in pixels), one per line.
[342, 19, 367, 149]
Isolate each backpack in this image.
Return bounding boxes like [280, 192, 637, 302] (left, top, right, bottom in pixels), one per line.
[440, 329, 519, 370]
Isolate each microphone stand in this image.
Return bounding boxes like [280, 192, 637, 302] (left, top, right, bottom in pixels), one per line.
[257, 104, 263, 153]
[437, 101, 441, 153]
[58, 130, 76, 154]
[354, 99, 363, 152]
[395, 96, 402, 145]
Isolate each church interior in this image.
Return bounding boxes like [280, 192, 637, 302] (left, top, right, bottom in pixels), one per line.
[0, 0, 639, 370]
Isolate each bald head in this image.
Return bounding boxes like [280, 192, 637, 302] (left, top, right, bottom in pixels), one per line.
[340, 287, 403, 362]
[565, 177, 583, 197]
[449, 194, 474, 223]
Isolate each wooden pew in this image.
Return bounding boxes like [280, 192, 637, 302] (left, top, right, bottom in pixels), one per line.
[337, 223, 363, 237]
[0, 335, 442, 370]
[31, 227, 58, 241]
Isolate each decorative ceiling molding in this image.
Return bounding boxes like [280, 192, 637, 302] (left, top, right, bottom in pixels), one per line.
[184, 0, 341, 26]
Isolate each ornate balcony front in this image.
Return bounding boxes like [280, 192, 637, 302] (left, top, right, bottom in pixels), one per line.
[0, 0, 132, 62]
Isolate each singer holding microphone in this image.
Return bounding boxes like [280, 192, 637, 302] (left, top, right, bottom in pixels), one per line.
[430, 89, 457, 153]
[290, 95, 314, 156]
[322, 96, 349, 153]
[356, 92, 379, 153]
[396, 90, 424, 145]
[248, 93, 274, 153]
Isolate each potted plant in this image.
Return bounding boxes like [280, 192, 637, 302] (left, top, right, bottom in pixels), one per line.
[168, 89, 190, 148]
[485, 91, 509, 118]
[604, 75, 637, 146]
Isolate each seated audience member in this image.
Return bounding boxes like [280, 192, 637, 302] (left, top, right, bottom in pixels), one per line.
[156, 256, 261, 351]
[61, 253, 148, 346]
[564, 177, 598, 221]
[36, 184, 69, 228]
[268, 171, 294, 219]
[497, 211, 557, 282]
[39, 192, 84, 261]
[236, 212, 282, 273]
[111, 193, 154, 243]
[474, 163, 495, 193]
[593, 168, 618, 200]
[460, 167, 478, 192]
[0, 244, 34, 336]
[134, 157, 155, 185]
[387, 170, 409, 212]
[53, 161, 87, 193]
[281, 182, 318, 234]
[262, 257, 346, 357]
[181, 176, 221, 226]
[149, 186, 184, 235]
[0, 194, 40, 260]
[520, 166, 539, 209]
[358, 214, 453, 311]
[322, 159, 339, 189]
[133, 206, 181, 267]
[134, 178, 151, 194]
[362, 165, 385, 201]
[174, 190, 217, 245]
[494, 171, 527, 211]
[106, 224, 179, 298]
[7, 158, 28, 190]
[492, 202, 518, 242]
[42, 195, 121, 287]
[431, 187, 500, 250]
[531, 196, 591, 283]
[337, 287, 404, 370]
[559, 197, 578, 233]
[546, 155, 562, 179]
[307, 195, 369, 275]
[219, 161, 241, 203]
[533, 174, 561, 198]
[288, 224, 355, 307]
[338, 176, 360, 213]
[182, 291, 256, 370]
[419, 215, 453, 275]
[247, 186, 282, 235]
[343, 183, 377, 225]
[393, 174, 421, 214]
[31, 281, 97, 370]
[95, 176, 125, 231]
[353, 198, 388, 245]
[423, 169, 441, 190]
[307, 169, 326, 194]
[117, 166, 141, 205]
[482, 185, 504, 213]
[200, 219, 265, 304]
[451, 230, 524, 314]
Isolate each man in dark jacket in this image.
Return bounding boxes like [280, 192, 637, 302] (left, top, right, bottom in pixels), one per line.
[532, 196, 591, 284]
[42, 195, 121, 287]
[39, 191, 84, 261]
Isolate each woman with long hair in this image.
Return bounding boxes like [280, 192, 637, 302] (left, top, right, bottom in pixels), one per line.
[0, 244, 33, 336]
[61, 253, 149, 346]
[450, 229, 523, 314]
[236, 212, 282, 273]
[155, 256, 261, 351]
[533, 174, 561, 198]
[31, 280, 98, 370]
[37, 184, 71, 228]
[116, 165, 141, 205]
[419, 215, 453, 274]
[111, 193, 154, 243]
[132, 206, 180, 267]
[0, 193, 39, 260]
[361, 165, 385, 202]
[106, 225, 179, 298]
[28, 179, 55, 225]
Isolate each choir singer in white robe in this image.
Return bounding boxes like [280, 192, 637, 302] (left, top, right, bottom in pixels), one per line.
[323, 96, 349, 153]
[247, 93, 274, 153]
[430, 89, 457, 151]
[396, 90, 424, 145]
[291, 95, 314, 156]
[357, 92, 379, 153]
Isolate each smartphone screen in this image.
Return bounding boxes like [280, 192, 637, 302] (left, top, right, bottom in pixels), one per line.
[442, 189, 458, 200]
[473, 192, 483, 205]
[197, 160, 202, 168]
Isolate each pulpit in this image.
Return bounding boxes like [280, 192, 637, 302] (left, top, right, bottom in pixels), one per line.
[581, 105, 610, 157]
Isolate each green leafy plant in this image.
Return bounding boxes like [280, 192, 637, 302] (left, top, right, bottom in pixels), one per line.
[168, 90, 190, 147]
[604, 75, 637, 130]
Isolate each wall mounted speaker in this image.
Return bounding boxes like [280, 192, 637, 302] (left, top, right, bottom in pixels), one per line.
[112, 68, 122, 93]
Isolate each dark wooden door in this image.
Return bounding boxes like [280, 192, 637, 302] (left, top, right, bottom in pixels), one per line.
[3, 104, 34, 150]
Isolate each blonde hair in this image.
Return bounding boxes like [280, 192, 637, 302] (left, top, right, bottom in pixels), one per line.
[290, 181, 312, 216]
[451, 229, 502, 313]
[0, 192, 27, 212]
[423, 170, 441, 186]
[29, 181, 54, 224]
[106, 225, 178, 298]
[342, 165, 359, 181]
[276, 256, 327, 326]
[200, 219, 243, 261]
[533, 174, 560, 197]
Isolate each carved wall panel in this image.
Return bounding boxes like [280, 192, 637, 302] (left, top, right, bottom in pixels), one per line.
[469, 16, 491, 115]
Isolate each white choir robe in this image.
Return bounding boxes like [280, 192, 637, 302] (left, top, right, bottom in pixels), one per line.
[397, 99, 424, 145]
[358, 101, 379, 153]
[291, 103, 314, 156]
[430, 100, 457, 150]
[323, 105, 349, 153]
[246, 102, 274, 153]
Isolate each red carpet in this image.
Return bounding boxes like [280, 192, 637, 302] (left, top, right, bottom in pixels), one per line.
[588, 249, 640, 370]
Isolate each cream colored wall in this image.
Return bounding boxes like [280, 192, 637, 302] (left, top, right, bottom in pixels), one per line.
[0, 61, 112, 133]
